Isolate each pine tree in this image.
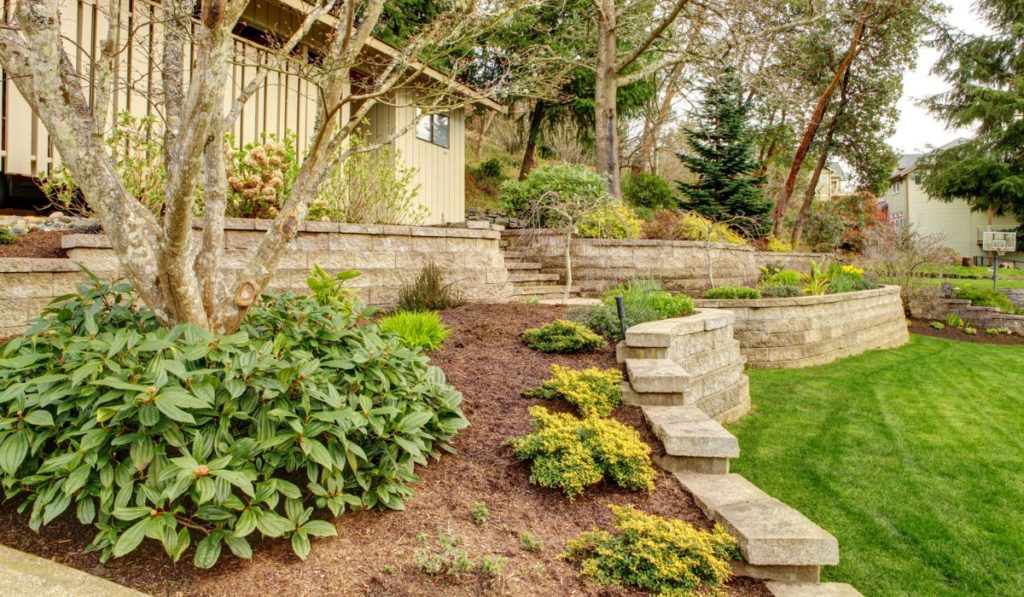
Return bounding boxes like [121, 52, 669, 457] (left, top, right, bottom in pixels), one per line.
[677, 70, 770, 228]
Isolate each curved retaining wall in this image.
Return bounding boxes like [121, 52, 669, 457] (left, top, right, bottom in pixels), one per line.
[695, 285, 909, 368]
[502, 229, 832, 296]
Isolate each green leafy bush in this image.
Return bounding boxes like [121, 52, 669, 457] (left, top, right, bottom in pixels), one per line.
[511, 407, 654, 499]
[500, 164, 610, 223]
[576, 203, 643, 239]
[623, 172, 677, 209]
[397, 262, 463, 312]
[704, 286, 761, 299]
[378, 310, 451, 352]
[568, 278, 694, 341]
[825, 263, 874, 294]
[0, 226, 15, 245]
[522, 320, 607, 353]
[761, 268, 802, 287]
[955, 287, 1019, 314]
[0, 271, 467, 568]
[564, 504, 738, 594]
[523, 364, 623, 418]
[760, 285, 803, 298]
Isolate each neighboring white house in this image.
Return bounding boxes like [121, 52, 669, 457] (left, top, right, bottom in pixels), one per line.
[0, 0, 501, 224]
[886, 153, 1022, 263]
[813, 161, 846, 202]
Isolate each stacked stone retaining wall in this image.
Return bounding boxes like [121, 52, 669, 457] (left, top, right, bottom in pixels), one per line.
[911, 293, 1024, 334]
[696, 285, 909, 368]
[0, 220, 512, 337]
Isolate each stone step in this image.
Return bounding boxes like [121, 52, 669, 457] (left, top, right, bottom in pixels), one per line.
[675, 473, 839, 574]
[621, 381, 685, 407]
[643, 404, 739, 474]
[511, 284, 578, 296]
[508, 272, 561, 283]
[625, 311, 737, 348]
[502, 250, 533, 259]
[625, 358, 690, 394]
[0, 544, 144, 596]
[766, 582, 863, 597]
[505, 261, 542, 271]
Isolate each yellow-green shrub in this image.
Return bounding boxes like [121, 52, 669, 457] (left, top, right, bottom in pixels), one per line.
[673, 211, 746, 245]
[523, 365, 623, 417]
[522, 319, 607, 353]
[577, 203, 643, 239]
[511, 407, 655, 499]
[564, 505, 738, 594]
[766, 236, 792, 252]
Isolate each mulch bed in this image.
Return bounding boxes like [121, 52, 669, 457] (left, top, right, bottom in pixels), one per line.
[0, 230, 70, 258]
[909, 317, 1024, 346]
[0, 303, 767, 596]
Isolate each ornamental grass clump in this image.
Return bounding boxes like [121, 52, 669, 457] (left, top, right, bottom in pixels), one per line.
[0, 269, 468, 568]
[378, 310, 451, 352]
[523, 365, 623, 418]
[563, 504, 738, 594]
[511, 406, 654, 499]
[522, 319, 607, 353]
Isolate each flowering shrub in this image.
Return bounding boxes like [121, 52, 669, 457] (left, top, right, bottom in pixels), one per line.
[563, 504, 738, 594]
[511, 407, 654, 498]
[522, 320, 607, 353]
[576, 203, 643, 239]
[226, 132, 298, 219]
[523, 365, 623, 418]
[825, 262, 874, 294]
[0, 269, 467, 568]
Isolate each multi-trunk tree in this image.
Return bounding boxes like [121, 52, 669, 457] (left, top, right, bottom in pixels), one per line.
[0, 0, 510, 332]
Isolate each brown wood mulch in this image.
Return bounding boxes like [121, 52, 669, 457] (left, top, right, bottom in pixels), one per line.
[0, 230, 70, 258]
[0, 303, 767, 596]
[909, 317, 1024, 346]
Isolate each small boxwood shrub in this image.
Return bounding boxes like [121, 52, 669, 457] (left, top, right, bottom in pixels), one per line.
[522, 319, 607, 353]
[563, 504, 738, 594]
[511, 407, 654, 499]
[704, 286, 761, 299]
[0, 271, 468, 568]
[623, 172, 677, 209]
[523, 365, 623, 418]
[397, 262, 463, 312]
[378, 310, 451, 352]
[568, 278, 694, 341]
[0, 226, 15, 244]
[955, 287, 1019, 314]
[760, 284, 803, 298]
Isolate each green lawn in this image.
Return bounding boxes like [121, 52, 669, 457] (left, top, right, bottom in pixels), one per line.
[918, 276, 1024, 290]
[728, 335, 1024, 596]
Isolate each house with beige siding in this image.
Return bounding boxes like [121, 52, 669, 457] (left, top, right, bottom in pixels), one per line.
[813, 161, 846, 202]
[887, 153, 1022, 264]
[0, 0, 500, 225]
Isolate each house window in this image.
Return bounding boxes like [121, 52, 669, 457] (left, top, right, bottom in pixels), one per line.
[416, 110, 450, 148]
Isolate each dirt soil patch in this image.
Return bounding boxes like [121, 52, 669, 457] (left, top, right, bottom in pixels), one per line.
[909, 317, 1024, 346]
[0, 303, 767, 596]
[0, 230, 70, 258]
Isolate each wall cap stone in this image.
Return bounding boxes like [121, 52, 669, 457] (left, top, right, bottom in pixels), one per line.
[698, 285, 901, 309]
[0, 258, 82, 273]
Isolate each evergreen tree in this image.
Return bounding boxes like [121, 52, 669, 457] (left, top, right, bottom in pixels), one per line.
[921, 0, 1024, 227]
[677, 70, 770, 228]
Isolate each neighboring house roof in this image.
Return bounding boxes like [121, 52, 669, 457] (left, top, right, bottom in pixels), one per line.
[891, 139, 966, 181]
[825, 160, 846, 179]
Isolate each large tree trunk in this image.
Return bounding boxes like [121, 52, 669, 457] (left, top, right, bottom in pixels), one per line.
[771, 0, 872, 238]
[518, 100, 547, 180]
[790, 144, 831, 247]
[594, 9, 622, 197]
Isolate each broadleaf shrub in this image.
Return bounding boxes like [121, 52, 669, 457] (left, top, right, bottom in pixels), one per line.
[568, 278, 694, 341]
[623, 172, 677, 209]
[576, 203, 643, 239]
[563, 504, 738, 594]
[499, 164, 610, 224]
[523, 365, 623, 418]
[379, 310, 452, 352]
[397, 263, 463, 312]
[704, 286, 761, 299]
[0, 271, 468, 568]
[511, 407, 654, 499]
[522, 320, 607, 353]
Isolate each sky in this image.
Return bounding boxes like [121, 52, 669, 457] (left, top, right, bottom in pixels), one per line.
[886, 0, 992, 156]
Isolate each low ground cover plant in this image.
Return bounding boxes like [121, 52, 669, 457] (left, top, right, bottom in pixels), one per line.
[704, 286, 761, 299]
[397, 262, 463, 312]
[0, 270, 468, 568]
[522, 320, 607, 353]
[568, 278, 694, 341]
[523, 365, 623, 418]
[563, 504, 737, 594]
[760, 285, 803, 298]
[511, 407, 654, 499]
[0, 226, 14, 244]
[378, 310, 451, 352]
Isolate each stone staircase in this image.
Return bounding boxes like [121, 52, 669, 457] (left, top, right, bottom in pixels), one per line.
[499, 238, 580, 301]
[618, 312, 860, 595]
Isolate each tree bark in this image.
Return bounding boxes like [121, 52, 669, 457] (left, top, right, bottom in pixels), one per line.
[790, 142, 831, 247]
[594, 2, 622, 197]
[518, 100, 547, 180]
[771, 0, 873, 238]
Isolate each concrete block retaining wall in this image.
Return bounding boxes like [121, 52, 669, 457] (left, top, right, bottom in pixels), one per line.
[696, 285, 909, 368]
[911, 294, 1024, 334]
[0, 220, 513, 337]
[502, 229, 831, 296]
